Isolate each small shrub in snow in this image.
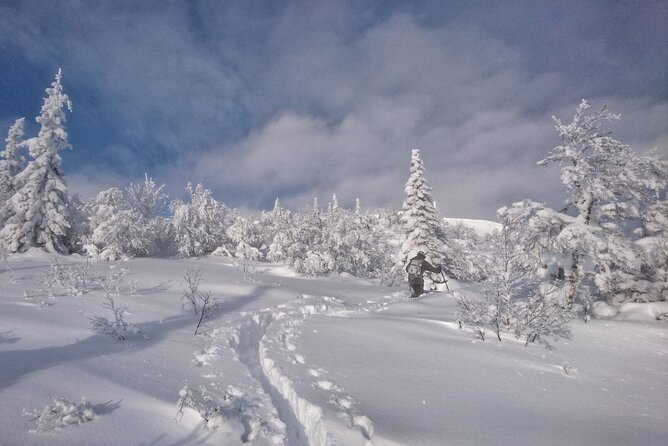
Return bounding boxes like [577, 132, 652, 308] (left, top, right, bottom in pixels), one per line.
[1, 249, 17, 284]
[23, 397, 94, 432]
[456, 285, 572, 346]
[42, 257, 92, 297]
[90, 266, 145, 340]
[89, 294, 146, 341]
[455, 293, 488, 341]
[176, 384, 227, 429]
[514, 285, 573, 347]
[23, 289, 53, 308]
[182, 268, 219, 335]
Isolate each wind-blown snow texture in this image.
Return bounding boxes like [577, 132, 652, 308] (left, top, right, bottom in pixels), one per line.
[0, 251, 666, 445]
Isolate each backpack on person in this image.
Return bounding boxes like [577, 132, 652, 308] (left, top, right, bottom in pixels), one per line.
[406, 259, 422, 279]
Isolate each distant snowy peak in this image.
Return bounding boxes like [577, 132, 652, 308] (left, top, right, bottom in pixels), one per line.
[443, 217, 501, 236]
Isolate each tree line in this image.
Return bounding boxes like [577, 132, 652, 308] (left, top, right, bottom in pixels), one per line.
[1, 71, 666, 320]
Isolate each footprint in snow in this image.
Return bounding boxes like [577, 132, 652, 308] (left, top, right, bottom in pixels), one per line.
[193, 346, 219, 367]
[316, 380, 341, 391]
[332, 396, 354, 410]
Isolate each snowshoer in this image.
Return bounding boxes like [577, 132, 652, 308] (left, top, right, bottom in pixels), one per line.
[405, 251, 442, 298]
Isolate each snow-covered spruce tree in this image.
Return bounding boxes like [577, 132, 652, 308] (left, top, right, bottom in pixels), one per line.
[261, 198, 294, 263]
[85, 188, 137, 261]
[538, 99, 668, 306]
[170, 183, 234, 257]
[67, 193, 90, 254]
[126, 173, 171, 256]
[1, 69, 72, 254]
[399, 149, 446, 271]
[288, 199, 331, 276]
[320, 195, 376, 277]
[0, 118, 26, 217]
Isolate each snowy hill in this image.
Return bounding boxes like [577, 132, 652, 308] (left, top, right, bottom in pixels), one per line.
[0, 252, 666, 445]
[443, 217, 501, 236]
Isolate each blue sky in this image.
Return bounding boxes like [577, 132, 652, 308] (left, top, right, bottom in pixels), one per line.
[1, 0, 666, 219]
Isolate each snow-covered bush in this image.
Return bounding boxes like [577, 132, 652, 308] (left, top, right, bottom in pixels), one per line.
[457, 285, 572, 347]
[176, 384, 226, 429]
[23, 397, 94, 432]
[457, 203, 574, 345]
[455, 292, 488, 341]
[90, 266, 145, 340]
[259, 198, 293, 262]
[171, 183, 235, 257]
[442, 221, 488, 282]
[89, 295, 145, 341]
[126, 173, 171, 256]
[85, 176, 170, 260]
[227, 217, 264, 260]
[85, 188, 138, 261]
[514, 285, 573, 347]
[43, 257, 92, 296]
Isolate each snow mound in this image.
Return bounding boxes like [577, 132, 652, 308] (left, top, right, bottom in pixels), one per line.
[444, 217, 501, 236]
[614, 302, 668, 321]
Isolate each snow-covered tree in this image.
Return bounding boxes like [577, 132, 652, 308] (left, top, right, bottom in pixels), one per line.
[67, 193, 91, 254]
[227, 217, 263, 261]
[83, 176, 170, 260]
[0, 118, 26, 214]
[399, 149, 446, 269]
[441, 221, 488, 282]
[320, 197, 376, 277]
[261, 198, 294, 263]
[170, 183, 234, 257]
[85, 188, 137, 261]
[455, 200, 574, 343]
[126, 173, 170, 256]
[537, 99, 668, 305]
[1, 69, 72, 253]
[288, 200, 328, 275]
[127, 173, 167, 218]
[483, 205, 548, 340]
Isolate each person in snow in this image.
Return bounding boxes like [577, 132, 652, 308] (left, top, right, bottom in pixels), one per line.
[405, 251, 442, 298]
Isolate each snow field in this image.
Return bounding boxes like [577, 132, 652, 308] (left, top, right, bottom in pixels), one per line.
[1, 252, 667, 445]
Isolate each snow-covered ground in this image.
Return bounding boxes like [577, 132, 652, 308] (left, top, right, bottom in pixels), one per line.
[443, 218, 501, 236]
[1, 251, 666, 445]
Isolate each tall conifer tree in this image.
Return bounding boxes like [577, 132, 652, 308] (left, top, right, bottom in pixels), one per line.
[399, 149, 445, 266]
[0, 118, 26, 221]
[1, 69, 72, 253]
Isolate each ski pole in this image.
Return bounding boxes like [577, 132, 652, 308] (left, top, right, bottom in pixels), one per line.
[441, 271, 450, 291]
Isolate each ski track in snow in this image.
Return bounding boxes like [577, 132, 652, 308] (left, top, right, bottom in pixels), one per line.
[203, 291, 404, 445]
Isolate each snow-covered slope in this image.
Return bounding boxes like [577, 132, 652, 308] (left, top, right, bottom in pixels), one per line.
[0, 252, 666, 445]
[443, 217, 501, 236]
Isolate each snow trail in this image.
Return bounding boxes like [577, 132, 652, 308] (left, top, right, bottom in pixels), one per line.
[221, 292, 403, 445]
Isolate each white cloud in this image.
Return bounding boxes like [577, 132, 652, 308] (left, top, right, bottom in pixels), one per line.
[175, 14, 580, 218]
[2, 3, 665, 219]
